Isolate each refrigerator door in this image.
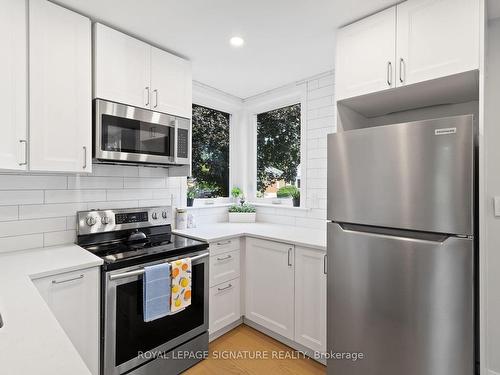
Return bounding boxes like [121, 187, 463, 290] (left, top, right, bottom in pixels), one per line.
[327, 115, 474, 235]
[327, 222, 474, 375]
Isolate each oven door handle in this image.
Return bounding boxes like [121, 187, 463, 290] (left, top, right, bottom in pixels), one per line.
[108, 252, 209, 281]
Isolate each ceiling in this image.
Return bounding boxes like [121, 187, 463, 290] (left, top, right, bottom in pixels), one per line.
[56, 0, 398, 99]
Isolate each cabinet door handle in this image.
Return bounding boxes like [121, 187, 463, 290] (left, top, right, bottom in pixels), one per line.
[217, 283, 232, 292]
[52, 274, 84, 285]
[82, 146, 87, 169]
[287, 248, 293, 267]
[387, 61, 392, 86]
[19, 140, 27, 166]
[399, 58, 405, 84]
[153, 89, 158, 108]
[216, 240, 232, 246]
[324, 254, 327, 274]
[216, 254, 232, 261]
[145, 86, 150, 107]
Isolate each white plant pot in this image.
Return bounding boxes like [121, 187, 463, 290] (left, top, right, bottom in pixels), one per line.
[228, 212, 256, 223]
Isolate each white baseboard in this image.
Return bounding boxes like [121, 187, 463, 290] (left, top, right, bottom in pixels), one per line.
[208, 318, 243, 342]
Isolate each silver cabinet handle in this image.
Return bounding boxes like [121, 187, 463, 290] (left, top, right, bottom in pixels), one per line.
[0, 312, 3, 328]
[82, 146, 87, 169]
[153, 89, 158, 108]
[216, 240, 232, 246]
[287, 247, 293, 267]
[145, 86, 150, 107]
[216, 254, 232, 261]
[387, 61, 392, 86]
[324, 254, 327, 275]
[52, 274, 84, 284]
[399, 58, 405, 83]
[19, 140, 27, 166]
[217, 283, 232, 292]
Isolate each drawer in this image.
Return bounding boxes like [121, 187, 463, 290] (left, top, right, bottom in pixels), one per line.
[209, 237, 239, 256]
[209, 250, 240, 287]
[209, 278, 241, 333]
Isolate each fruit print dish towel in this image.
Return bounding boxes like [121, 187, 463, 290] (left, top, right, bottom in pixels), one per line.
[170, 258, 192, 312]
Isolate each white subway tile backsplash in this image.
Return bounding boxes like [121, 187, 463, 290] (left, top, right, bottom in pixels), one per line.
[123, 177, 166, 189]
[44, 230, 76, 247]
[0, 234, 44, 253]
[0, 190, 44, 206]
[19, 203, 88, 220]
[106, 189, 153, 201]
[0, 206, 19, 222]
[68, 176, 124, 189]
[0, 217, 66, 237]
[0, 175, 67, 190]
[87, 200, 139, 210]
[45, 190, 106, 204]
[138, 167, 169, 178]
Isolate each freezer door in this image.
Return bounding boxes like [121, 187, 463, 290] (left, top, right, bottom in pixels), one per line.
[327, 115, 474, 235]
[327, 222, 474, 375]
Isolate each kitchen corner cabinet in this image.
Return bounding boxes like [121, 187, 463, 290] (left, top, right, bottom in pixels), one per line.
[245, 238, 295, 340]
[29, 0, 92, 173]
[294, 246, 327, 353]
[33, 267, 100, 375]
[94, 24, 192, 119]
[0, 0, 28, 171]
[335, 0, 480, 101]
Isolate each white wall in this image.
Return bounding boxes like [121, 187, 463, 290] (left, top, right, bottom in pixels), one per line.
[0, 165, 186, 253]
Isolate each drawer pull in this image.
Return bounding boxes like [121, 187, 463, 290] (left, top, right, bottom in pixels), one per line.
[324, 254, 327, 275]
[216, 240, 232, 246]
[217, 283, 232, 292]
[216, 254, 232, 261]
[52, 274, 84, 284]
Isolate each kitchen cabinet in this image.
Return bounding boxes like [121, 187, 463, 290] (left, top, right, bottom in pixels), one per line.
[29, 0, 92, 173]
[33, 267, 100, 375]
[0, 0, 27, 170]
[336, 0, 480, 101]
[94, 23, 151, 109]
[209, 249, 240, 287]
[209, 278, 241, 334]
[94, 24, 192, 119]
[335, 7, 396, 100]
[245, 238, 295, 340]
[294, 246, 327, 353]
[396, 0, 479, 86]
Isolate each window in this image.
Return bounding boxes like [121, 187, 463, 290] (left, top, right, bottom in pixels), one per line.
[256, 103, 301, 199]
[191, 104, 230, 198]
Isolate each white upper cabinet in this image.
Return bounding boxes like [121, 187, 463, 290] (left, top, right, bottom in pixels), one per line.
[396, 0, 479, 86]
[94, 23, 151, 109]
[151, 46, 192, 119]
[335, 7, 396, 101]
[0, 0, 28, 170]
[29, 0, 92, 173]
[94, 24, 192, 118]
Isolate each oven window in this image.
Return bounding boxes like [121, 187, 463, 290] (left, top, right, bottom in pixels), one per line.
[101, 114, 173, 157]
[115, 263, 205, 366]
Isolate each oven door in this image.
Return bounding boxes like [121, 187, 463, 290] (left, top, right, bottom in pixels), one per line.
[103, 250, 209, 375]
[95, 99, 176, 165]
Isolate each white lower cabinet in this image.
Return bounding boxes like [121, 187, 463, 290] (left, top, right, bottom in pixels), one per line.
[33, 267, 100, 375]
[209, 278, 241, 334]
[294, 246, 327, 353]
[245, 238, 295, 340]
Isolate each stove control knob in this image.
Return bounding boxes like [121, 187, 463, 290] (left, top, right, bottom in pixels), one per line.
[152, 212, 158, 220]
[101, 216, 110, 225]
[162, 211, 168, 219]
[86, 216, 97, 226]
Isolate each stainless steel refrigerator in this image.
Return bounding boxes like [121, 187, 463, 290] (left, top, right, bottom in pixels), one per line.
[326, 115, 475, 375]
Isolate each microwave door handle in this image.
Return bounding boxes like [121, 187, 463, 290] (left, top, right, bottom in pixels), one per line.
[173, 118, 178, 164]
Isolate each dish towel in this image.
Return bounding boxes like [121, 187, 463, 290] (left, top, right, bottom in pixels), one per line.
[170, 258, 192, 313]
[143, 262, 171, 322]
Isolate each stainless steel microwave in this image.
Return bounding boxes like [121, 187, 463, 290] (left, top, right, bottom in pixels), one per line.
[93, 99, 190, 166]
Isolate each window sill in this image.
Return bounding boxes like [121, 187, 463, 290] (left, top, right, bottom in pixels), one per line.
[183, 203, 232, 210]
[249, 202, 310, 211]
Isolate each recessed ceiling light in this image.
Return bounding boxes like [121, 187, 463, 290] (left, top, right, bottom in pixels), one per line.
[230, 36, 244, 47]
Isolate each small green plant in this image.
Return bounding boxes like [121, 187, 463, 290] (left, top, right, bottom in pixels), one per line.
[290, 188, 300, 199]
[228, 203, 256, 213]
[276, 185, 299, 198]
[231, 186, 243, 199]
[187, 185, 197, 199]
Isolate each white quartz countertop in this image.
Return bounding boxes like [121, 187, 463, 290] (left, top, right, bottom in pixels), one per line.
[174, 222, 326, 250]
[0, 244, 103, 375]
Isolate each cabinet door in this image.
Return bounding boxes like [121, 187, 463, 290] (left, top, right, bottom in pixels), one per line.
[210, 250, 240, 287]
[33, 267, 100, 375]
[245, 238, 294, 339]
[94, 23, 151, 109]
[0, 0, 27, 170]
[209, 278, 241, 334]
[396, 0, 480, 86]
[29, 0, 91, 173]
[335, 7, 396, 101]
[294, 246, 327, 353]
[151, 47, 192, 118]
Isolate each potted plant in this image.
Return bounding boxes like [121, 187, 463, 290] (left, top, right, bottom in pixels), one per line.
[276, 185, 299, 206]
[291, 188, 300, 207]
[228, 203, 256, 223]
[186, 185, 197, 207]
[231, 186, 243, 203]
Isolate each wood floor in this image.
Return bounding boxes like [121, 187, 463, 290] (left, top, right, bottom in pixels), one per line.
[185, 324, 326, 375]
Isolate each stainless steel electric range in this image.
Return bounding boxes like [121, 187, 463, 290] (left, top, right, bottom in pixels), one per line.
[76, 206, 209, 375]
